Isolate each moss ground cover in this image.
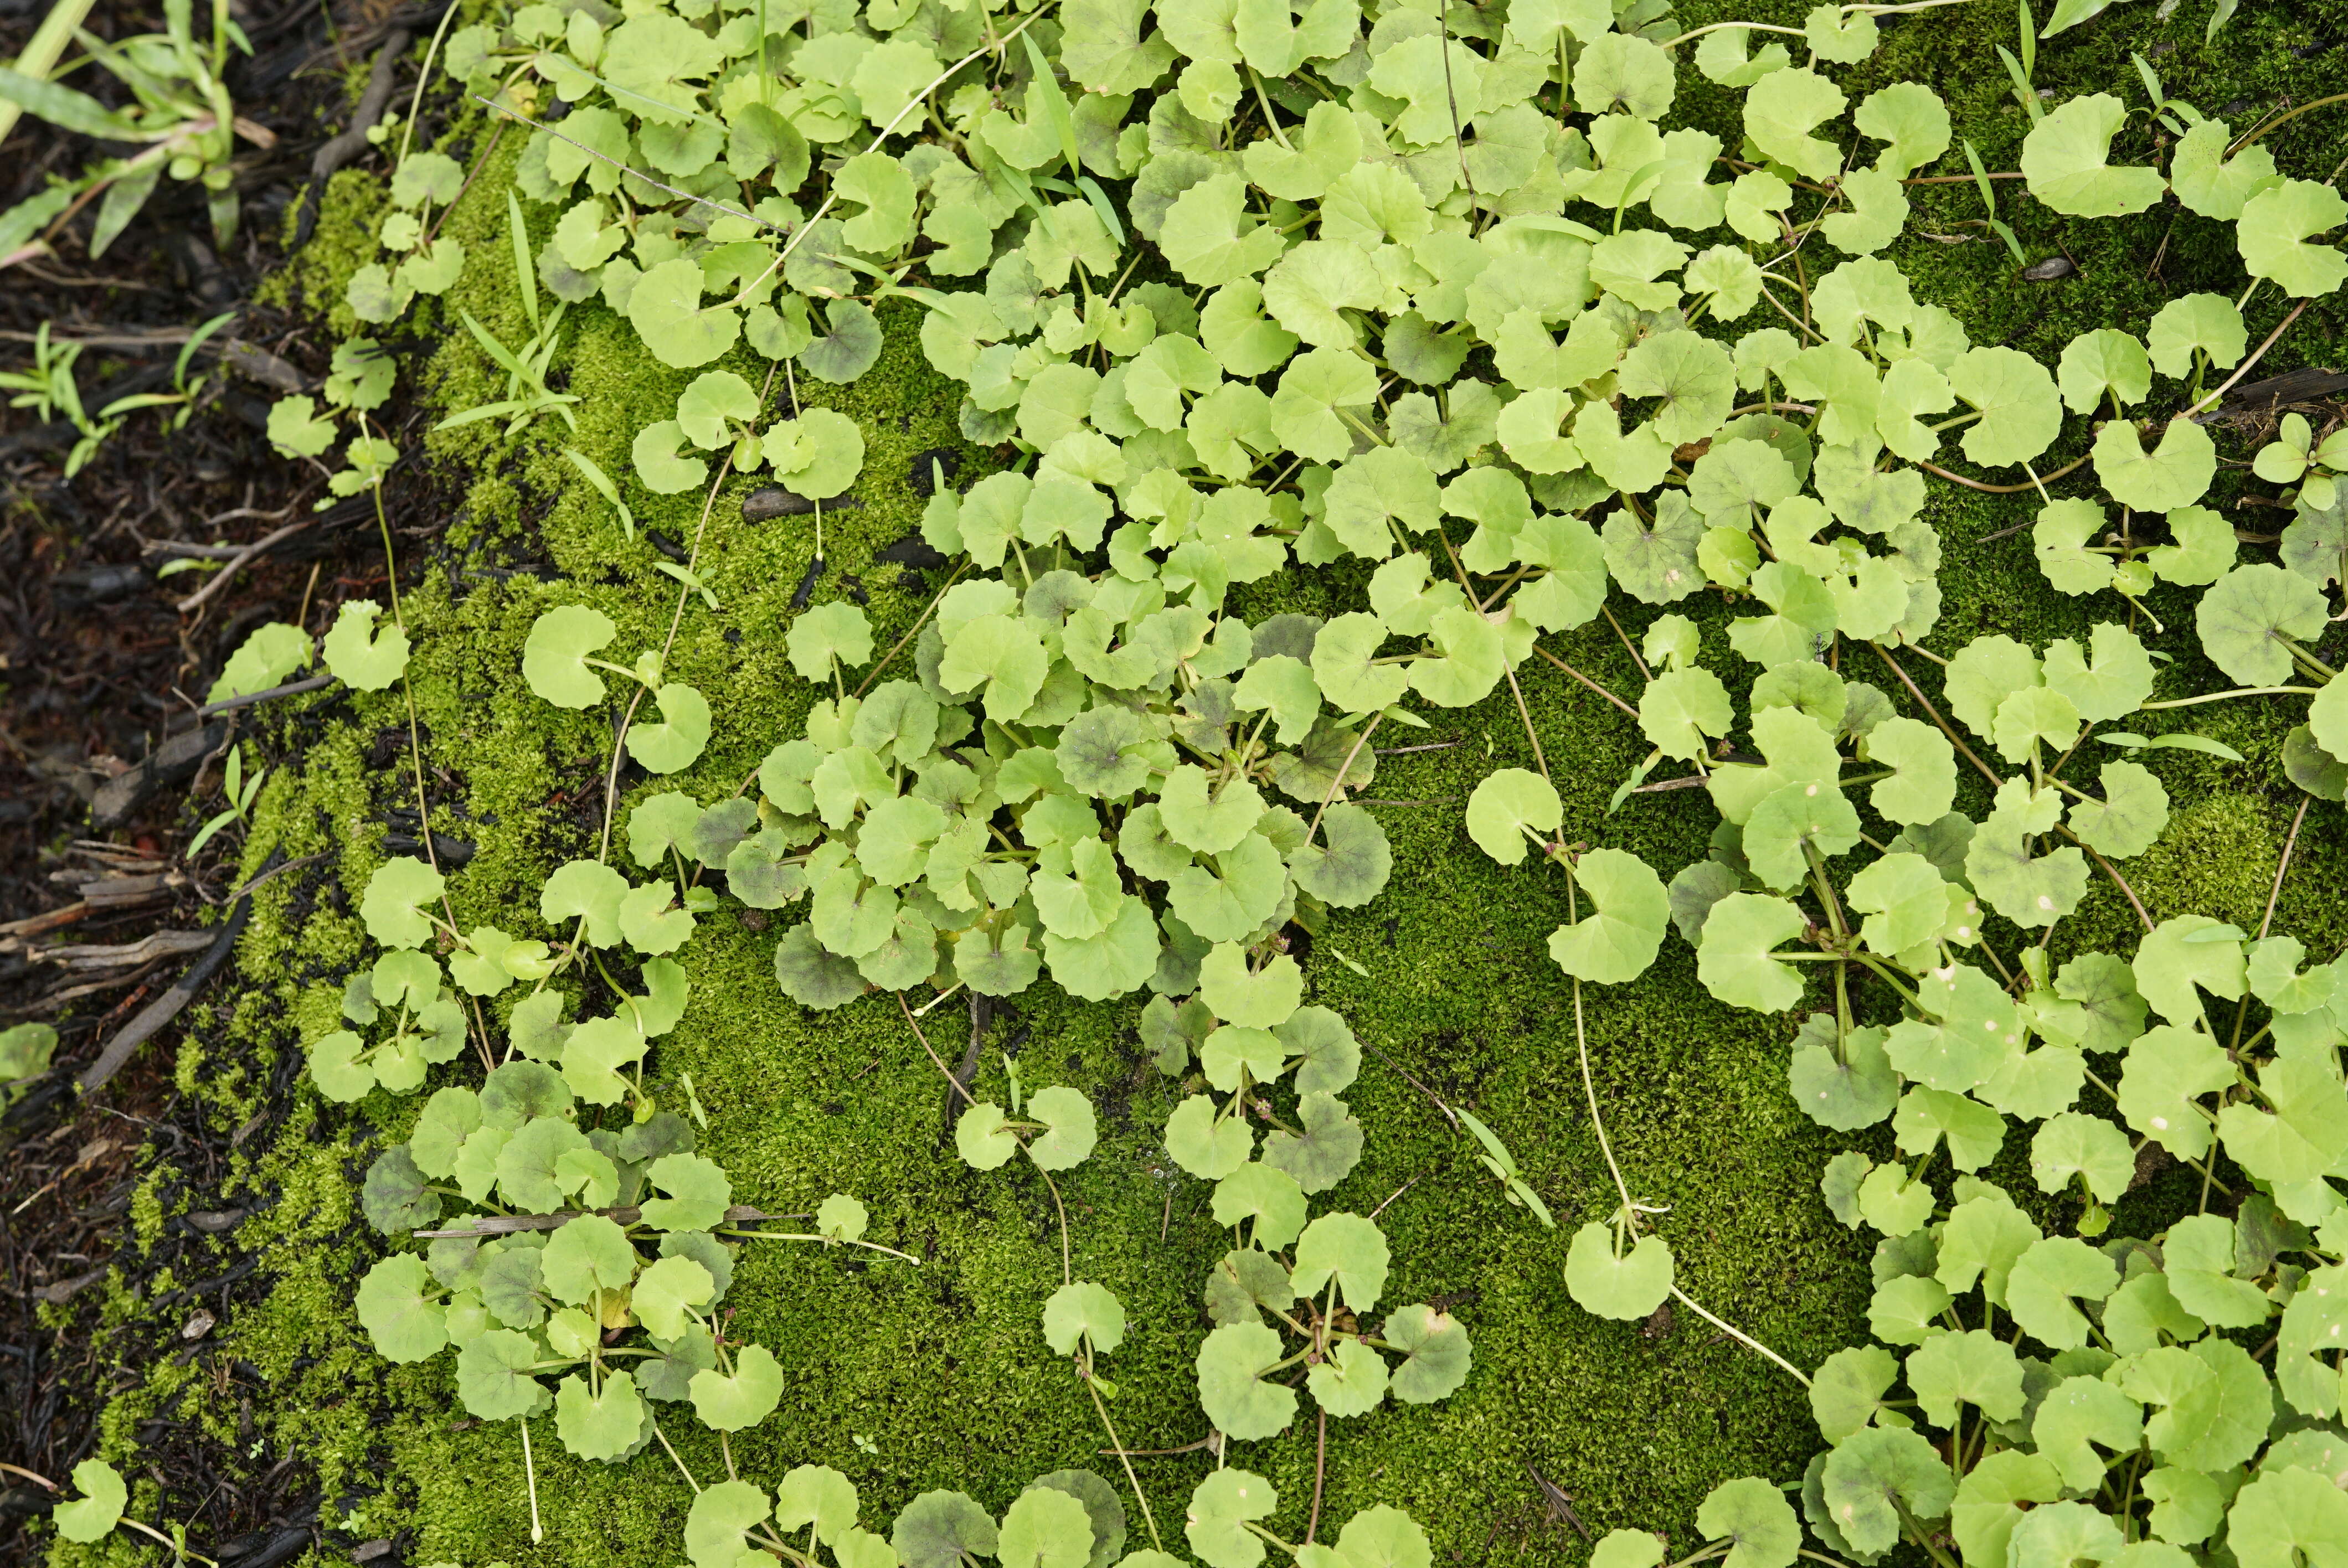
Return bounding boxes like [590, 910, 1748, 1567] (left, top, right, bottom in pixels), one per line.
[39, 0, 2348, 1562]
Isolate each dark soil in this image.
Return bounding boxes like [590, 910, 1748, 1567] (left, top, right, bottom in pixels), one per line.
[1, 2, 449, 1557]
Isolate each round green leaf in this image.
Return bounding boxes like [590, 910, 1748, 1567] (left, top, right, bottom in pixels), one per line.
[690, 1342, 785, 1430]
[356, 1253, 447, 1363]
[1043, 1281, 1126, 1356]
[2239, 178, 2348, 298]
[52, 1459, 127, 1544]
[2020, 94, 2165, 216]
[1026, 1085, 1099, 1170]
[1194, 1322, 1298, 1441]
[1696, 1476, 1800, 1568]
[1696, 893, 1809, 1013]
[687, 1480, 774, 1568]
[322, 600, 411, 690]
[1185, 1470, 1276, 1568]
[1549, 848, 1669, 985]
[360, 855, 445, 949]
[2196, 564, 2328, 686]
[956, 1100, 1020, 1170]
[1564, 1224, 1674, 1319]
[1463, 768, 1559, 865]
[523, 605, 620, 709]
[895, 1492, 1000, 1568]
[1291, 1211, 1390, 1312]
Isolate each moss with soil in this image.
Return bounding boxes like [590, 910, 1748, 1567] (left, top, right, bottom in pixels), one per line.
[40, 0, 2348, 1562]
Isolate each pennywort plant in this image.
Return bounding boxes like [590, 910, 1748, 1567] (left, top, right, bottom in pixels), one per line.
[198, 0, 2348, 1557]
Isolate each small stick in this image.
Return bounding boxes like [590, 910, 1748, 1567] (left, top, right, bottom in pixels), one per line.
[1363, 1041, 1458, 1132]
[1531, 646, 1639, 719]
[903, 993, 977, 1107]
[647, 1411, 702, 1493]
[1503, 664, 1551, 783]
[1307, 1410, 1329, 1545]
[1084, 1369, 1165, 1552]
[522, 1418, 543, 1544]
[225, 850, 328, 902]
[2187, 298, 2313, 417]
[174, 519, 315, 613]
[1669, 1286, 1811, 1388]
[1369, 1175, 1422, 1220]
[2260, 796, 2313, 941]
[853, 561, 970, 699]
[1600, 604, 1652, 682]
[1870, 645, 2002, 789]
[1914, 453, 2089, 495]
[190, 675, 333, 720]
[1099, 1435, 1218, 1458]
[1304, 714, 1383, 845]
